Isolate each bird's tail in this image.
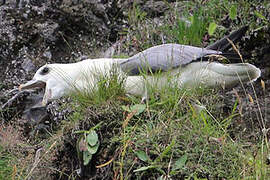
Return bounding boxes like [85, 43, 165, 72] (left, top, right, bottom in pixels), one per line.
[208, 62, 261, 88]
[206, 26, 248, 51]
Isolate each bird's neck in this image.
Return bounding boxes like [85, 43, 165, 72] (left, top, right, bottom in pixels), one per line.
[61, 58, 126, 92]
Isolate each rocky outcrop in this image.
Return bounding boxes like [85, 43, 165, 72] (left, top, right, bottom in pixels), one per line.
[0, 0, 126, 126]
[0, 0, 127, 84]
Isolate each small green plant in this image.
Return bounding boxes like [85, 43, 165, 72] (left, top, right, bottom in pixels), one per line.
[254, 11, 268, 23]
[254, 10, 269, 31]
[128, 2, 147, 27]
[170, 154, 188, 174]
[121, 104, 146, 116]
[161, 6, 216, 46]
[229, 4, 237, 20]
[176, 11, 208, 46]
[208, 22, 217, 36]
[134, 138, 188, 176]
[244, 146, 270, 179]
[0, 145, 14, 179]
[76, 127, 100, 165]
[70, 65, 126, 106]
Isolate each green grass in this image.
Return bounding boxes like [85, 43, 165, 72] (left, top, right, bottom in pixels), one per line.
[122, 0, 269, 51]
[59, 68, 268, 179]
[0, 146, 14, 180]
[161, 6, 211, 46]
[68, 65, 127, 107]
[71, 83, 269, 179]
[113, 86, 243, 179]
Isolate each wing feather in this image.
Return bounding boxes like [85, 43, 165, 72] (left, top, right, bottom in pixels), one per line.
[120, 44, 221, 75]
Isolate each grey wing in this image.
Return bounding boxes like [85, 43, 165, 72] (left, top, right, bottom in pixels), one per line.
[120, 44, 221, 75]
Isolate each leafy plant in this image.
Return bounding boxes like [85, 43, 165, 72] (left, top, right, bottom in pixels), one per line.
[176, 11, 208, 46]
[254, 10, 269, 31]
[244, 147, 270, 179]
[76, 128, 100, 165]
[162, 6, 216, 46]
[171, 154, 188, 173]
[229, 4, 237, 20]
[121, 104, 146, 116]
[133, 138, 188, 176]
[128, 2, 147, 27]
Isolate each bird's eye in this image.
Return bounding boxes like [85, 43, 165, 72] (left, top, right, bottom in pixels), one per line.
[40, 67, 49, 75]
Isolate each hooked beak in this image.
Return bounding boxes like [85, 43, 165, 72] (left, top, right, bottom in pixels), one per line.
[19, 79, 46, 91]
[19, 79, 49, 106]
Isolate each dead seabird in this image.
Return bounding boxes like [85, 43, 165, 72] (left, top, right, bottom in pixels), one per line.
[19, 27, 261, 105]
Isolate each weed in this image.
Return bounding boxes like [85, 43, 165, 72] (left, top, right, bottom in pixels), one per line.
[75, 127, 101, 166]
[166, 8, 210, 46]
[0, 145, 14, 180]
[69, 64, 126, 106]
[127, 2, 147, 27]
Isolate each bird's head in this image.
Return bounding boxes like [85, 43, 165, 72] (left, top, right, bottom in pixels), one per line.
[19, 59, 117, 106]
[19, 64, 74, 106]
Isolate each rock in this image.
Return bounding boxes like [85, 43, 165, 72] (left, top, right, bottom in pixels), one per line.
[103, 40, 122, 58]
[143, 0, 169, 17]
[0, 0, 126, 88]
[59, 0, 110, 35]
[35, 21, 60, 43]
[23, 106, 48, 127]
[21, 58, 36, 73]
[43, 49, 52, 60]
[2, 0, 17, 7]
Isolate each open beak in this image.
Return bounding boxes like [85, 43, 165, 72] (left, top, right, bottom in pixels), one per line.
[19, 79, 46, 91]
[19, 79, 50, 106]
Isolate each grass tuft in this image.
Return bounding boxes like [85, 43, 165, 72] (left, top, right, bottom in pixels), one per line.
[69, 65, 127, 107]
[0, 146, 14, 180]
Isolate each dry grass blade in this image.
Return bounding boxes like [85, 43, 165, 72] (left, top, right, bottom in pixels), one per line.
[248, 94, 254, 104]
[227, 38, 243, 61]
[227, 38, 265, 129]
[261, 79, 265, 92]
[122, 111, 136, 129]
[24, 141, 57, 180]
[12, 165, 17, 180]
[96, 157, 114, 168]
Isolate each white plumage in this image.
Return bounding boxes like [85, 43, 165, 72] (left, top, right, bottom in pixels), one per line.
[19, 26, 261, 105]
[19, 56, 261, 105]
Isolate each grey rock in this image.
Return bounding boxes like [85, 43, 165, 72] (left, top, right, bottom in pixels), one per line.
[35, 21, 60, 43]
[2, 0, 17, 7]
[21, 58, 36, 73]
[0, 0, 5, 6]
[143, 0, 169, 17]
[59, 0, 110, 34]
[43, 50, 52, 60]
[103, 40, 122, 58]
